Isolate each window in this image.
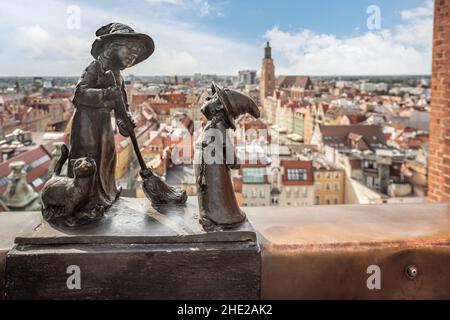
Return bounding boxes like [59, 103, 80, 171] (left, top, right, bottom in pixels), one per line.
[243, 168, 265, 184]
[326, 183, 331, 191]
[315, 173, 321, 180]
[32, 177, 44, 188]
[334, 197, 339, 205]
[287, 168, 308, 181]
[326, 197, 331, 205]
[334, 183, 339, 191]
[315, 196, 321, 205]
[315, 183, 322, 190]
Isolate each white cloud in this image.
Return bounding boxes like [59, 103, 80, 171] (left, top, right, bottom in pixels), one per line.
[16, 25, 50, 56]
[264, 1, 434, 75]
[0, 0, 257, 76]
[394, 16, 433, 47]
[395, 0, 434, 47]
[199, 1, 211, 17]
[0, 0, 434, 76]
[139, 20, 258, 75]
[400, 0, 434, 20]
[145, 0, 214, 17]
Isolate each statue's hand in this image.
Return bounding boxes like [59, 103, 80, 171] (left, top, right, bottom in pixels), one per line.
[127, 112, 137, 128]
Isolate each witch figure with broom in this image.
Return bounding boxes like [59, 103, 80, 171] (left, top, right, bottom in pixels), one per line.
[41, 23, 186, 226]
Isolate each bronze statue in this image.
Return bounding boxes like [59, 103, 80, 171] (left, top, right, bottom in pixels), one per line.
[41, 23, 186, 226]
[195, 82, 260, 230]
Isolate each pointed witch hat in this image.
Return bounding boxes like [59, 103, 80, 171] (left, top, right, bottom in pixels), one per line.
[211, 82, 260, 130]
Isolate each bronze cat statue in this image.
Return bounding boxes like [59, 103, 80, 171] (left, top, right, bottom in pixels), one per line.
[41, 144, 97, 226]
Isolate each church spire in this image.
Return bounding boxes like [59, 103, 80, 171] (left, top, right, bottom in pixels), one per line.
[264, 41, 272, 60]
[260, 41, 276, 108]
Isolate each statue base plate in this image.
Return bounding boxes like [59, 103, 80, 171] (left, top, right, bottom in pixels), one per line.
[6, 198, 260, 300]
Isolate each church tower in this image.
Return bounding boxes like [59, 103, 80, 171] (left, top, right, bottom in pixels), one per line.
[259, 42, 276, 106]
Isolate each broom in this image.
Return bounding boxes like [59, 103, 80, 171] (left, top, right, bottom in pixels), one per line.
[106, 70, 187, 205]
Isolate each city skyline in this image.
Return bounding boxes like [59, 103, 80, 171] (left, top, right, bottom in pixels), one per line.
[0, 0, 434, 77]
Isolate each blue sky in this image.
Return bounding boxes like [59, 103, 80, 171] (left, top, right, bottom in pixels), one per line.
[0, 0, 434, 76]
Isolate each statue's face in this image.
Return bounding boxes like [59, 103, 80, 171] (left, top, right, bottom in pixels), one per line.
[116, 43, 140, 69]
[201, 93, 222, 120]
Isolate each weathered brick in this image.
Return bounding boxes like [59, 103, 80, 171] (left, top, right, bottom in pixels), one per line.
[429, 0, 450, 202]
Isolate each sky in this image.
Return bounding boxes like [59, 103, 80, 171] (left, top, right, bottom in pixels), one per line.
[0, 0, 434, 76]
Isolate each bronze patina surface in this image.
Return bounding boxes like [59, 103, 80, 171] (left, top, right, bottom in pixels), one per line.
[195, 82, 260, 230]
[40, 23, 186, 227]
[17, 197, 256, 246]
[5, 198, 260, 300]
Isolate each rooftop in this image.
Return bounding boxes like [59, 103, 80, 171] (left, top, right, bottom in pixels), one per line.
[320, 124, 387, 148]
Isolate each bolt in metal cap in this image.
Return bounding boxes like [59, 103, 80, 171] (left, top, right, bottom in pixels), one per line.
[406, 265, 419, 279]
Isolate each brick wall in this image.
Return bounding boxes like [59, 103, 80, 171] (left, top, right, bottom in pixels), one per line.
[428, 0, 450, 202]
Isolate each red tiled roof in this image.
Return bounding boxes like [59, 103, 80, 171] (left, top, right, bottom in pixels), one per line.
[280, 160, 314, 186]
[345, 114, 367, 124]
[132, 94, 150, 106]
[240, 160, 270, 168]
[320, 125, 386, 147]
[150, 103, 172, 115]
[0, 142, 58, 195]
[49, 92, 72, 99]
[277, 75, 313, 89]
[163, 92, 187, 105]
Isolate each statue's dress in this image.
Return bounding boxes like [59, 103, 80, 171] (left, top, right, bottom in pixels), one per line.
[69, 60, 123, 212]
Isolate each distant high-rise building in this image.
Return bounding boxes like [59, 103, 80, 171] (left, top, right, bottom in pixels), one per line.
[238, 70, 257, 85]
[259, 42, 276, 105]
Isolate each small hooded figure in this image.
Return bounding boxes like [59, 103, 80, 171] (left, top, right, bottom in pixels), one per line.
[69, 23, 154, 220]
[195, 83, 260, 230]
